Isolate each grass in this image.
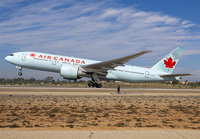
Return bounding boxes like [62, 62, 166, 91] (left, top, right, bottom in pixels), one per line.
[67, 125, 74, 128]
[115, 123, 126, 127]
[34, 124, 40, 127]
[10, 124, 20, 128]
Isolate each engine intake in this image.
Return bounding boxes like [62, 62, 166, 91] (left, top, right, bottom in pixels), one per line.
[60, 64, 85, 80]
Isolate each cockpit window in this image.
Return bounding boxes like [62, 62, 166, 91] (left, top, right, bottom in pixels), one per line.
[10, 54, 14, 56]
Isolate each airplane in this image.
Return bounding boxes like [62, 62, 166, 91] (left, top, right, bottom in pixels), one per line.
[5, 47, 192, 88]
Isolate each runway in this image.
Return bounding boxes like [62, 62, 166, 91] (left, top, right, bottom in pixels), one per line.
[1, 129, 200, 139]
[0, 86, 200, 96]
[0, 86, 200, 139]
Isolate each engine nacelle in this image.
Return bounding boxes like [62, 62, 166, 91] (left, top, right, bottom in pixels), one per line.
[60, 64, 84, 80]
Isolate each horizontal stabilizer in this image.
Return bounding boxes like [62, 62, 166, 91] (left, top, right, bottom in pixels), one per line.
[160, 73, 193, 77]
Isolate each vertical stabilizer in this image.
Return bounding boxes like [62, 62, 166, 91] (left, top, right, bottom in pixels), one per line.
[151, 47, 184, 73]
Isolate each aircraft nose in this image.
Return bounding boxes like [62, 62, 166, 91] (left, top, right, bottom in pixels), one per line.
[5, 56, 9, 61]
[5, 56, 11, 62]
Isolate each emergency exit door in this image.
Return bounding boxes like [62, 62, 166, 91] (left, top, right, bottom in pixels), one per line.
[145, 71, 149, 78]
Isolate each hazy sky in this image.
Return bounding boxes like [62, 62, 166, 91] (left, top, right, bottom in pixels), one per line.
[0, 0, 199, 81]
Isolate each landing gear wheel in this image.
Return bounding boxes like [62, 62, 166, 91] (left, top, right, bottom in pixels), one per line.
[17, 67, 22, 76]
[96, 83, 102, 88]
[18, 72, 22, 76]
[88, 82, 93, 87]
[88, 82, 102, 88]
[92, 83, 98, 87]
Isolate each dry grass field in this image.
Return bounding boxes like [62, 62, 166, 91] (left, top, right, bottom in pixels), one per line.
[0, 87, 200, 130]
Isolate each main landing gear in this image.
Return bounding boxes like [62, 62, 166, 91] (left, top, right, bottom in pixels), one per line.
[17, 67, 22, 76]
[88, 73, 102, 88]
[88, 82, 102, 88]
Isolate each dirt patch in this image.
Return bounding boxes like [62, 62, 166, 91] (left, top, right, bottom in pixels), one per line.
[0, 90, 200, 130]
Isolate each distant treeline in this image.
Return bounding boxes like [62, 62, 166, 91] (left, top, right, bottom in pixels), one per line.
[0, 76, 85, 85]
[0, 76, 200, 88]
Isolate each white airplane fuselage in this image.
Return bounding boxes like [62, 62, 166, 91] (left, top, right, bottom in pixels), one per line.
[5, 52, 178, 83]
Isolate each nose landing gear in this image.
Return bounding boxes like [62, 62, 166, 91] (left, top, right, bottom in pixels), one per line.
[16, 66, 22, 76]
[18, 72, 22, 76]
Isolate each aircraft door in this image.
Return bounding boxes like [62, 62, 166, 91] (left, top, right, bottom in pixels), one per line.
[21, 54, 26, 61]
[52, 58, 56, 65]
[145, 71, 149, 78]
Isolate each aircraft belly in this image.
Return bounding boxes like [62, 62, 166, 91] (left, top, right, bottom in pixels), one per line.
[110, 71, 143, 82]
[105, 73, 118, 80]
[109, 70, 163, 83]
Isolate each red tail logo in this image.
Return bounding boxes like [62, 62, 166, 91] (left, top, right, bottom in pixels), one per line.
[164, 57, 176, 68]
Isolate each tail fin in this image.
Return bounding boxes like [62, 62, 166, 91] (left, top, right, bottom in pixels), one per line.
[151, 47, 184, 73]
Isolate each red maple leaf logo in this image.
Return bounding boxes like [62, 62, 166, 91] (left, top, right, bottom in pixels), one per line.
[164, 57, 176, 68]
[29, 53, 36, 58]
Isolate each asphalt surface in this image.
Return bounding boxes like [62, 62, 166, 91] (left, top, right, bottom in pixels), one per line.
[1, 129, 200, 139]
[0, 86, 200, 97]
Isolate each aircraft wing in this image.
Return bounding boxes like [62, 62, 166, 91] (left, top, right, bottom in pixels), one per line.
[83, 50, 152, 74]
[160, 73, 193, 77]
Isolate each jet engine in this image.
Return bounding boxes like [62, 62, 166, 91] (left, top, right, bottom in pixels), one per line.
[60, 64, 85, 80]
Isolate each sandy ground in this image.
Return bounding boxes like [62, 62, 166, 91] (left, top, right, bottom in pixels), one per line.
[0, 87, 200, 138]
